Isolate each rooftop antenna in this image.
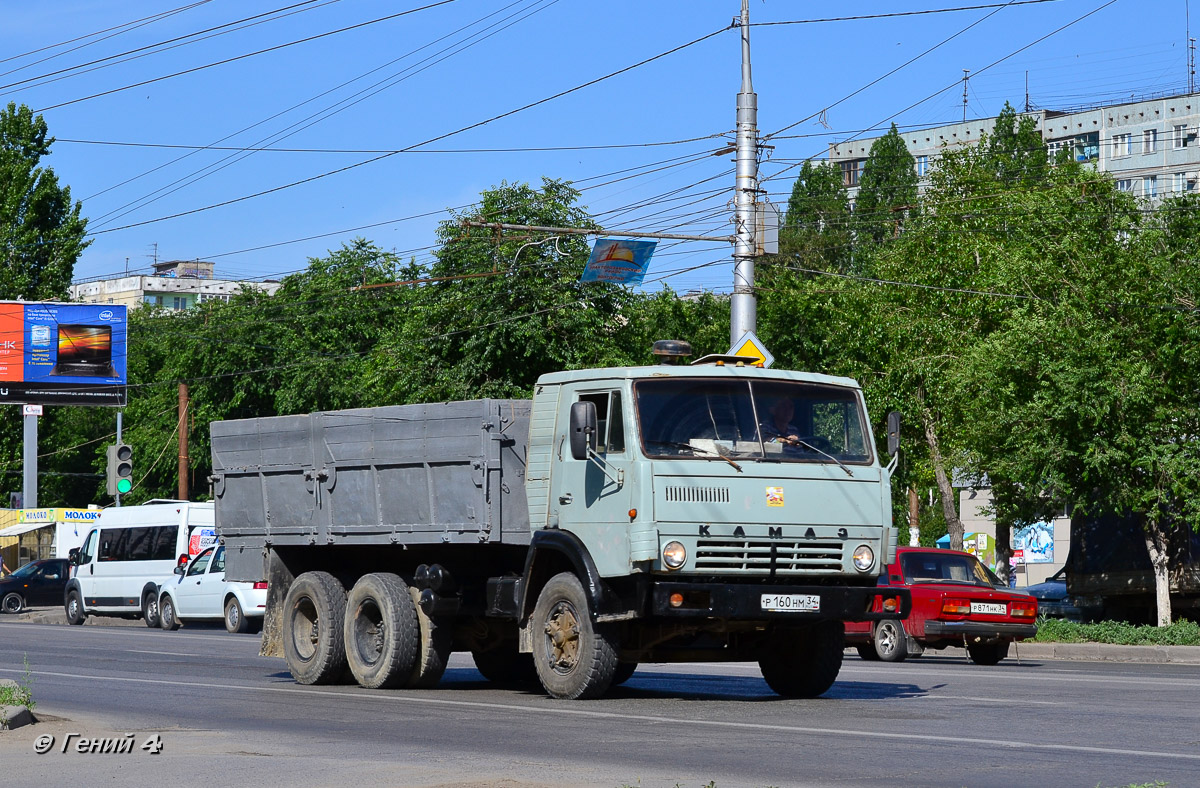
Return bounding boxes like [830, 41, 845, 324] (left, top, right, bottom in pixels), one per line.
[962, 69, 970, 123]
[1025, 71, 1031, 112]
[1191, 37, 1197, 94]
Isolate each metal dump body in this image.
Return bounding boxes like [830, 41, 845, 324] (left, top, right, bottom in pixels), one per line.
[211, 400, 532, 580]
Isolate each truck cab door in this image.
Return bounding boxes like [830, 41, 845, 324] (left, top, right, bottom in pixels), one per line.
[555, 390, 633, 575]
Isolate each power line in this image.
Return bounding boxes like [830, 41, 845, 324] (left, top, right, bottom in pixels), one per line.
[85, 23, 733, 236]
[31, 0, 458, 113]
[57, 133, 728, 155]
[0, 0, 334, 93]
[0, 1, 212, 70]
[751, 0, 1063, 28]
[84, 0, 561, 228]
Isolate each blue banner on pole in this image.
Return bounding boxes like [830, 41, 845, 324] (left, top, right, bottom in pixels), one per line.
[581, 238, 656, 285]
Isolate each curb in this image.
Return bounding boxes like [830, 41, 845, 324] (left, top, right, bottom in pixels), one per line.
[4, 607, 144, 627]
[1012, 641, 1200, 665]
[847, 642, 1200, 665]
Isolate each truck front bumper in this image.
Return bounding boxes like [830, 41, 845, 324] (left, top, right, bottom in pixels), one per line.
[647, 580, 911, 622]
[923, 620, 1038, 641]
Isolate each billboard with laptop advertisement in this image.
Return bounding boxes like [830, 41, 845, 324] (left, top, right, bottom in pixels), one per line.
[0, 302, 127, 406]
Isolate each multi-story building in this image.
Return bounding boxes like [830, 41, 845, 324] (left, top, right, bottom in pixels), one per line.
[69, 260, 281, 309]
[829, 91, 1200, 205]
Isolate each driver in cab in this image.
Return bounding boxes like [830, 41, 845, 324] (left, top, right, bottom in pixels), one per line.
[760, 398, 801, 445]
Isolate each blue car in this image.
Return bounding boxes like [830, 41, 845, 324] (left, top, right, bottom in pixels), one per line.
[1023, 568, 1085, 621]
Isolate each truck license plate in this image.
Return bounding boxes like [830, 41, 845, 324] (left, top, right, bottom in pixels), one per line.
[971, 602, 1006, 615]
[761, 594, 820, 612]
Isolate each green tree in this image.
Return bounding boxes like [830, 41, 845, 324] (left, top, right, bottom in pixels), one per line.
[983, 102, 1047, 186]
[853, 123, 918, 244]
[0, 103, 88, 299]
[780, 160, 851, 271]
[375, 178, 635, 403]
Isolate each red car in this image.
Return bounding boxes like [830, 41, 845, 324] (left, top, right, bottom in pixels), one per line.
[845, 547, 1038, 665]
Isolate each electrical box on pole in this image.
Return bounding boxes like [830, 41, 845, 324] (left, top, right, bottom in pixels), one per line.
[106, 443, 133, 496]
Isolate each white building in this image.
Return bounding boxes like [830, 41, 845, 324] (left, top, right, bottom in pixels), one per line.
[829, 91, 1200, 205]
[69, 260, 281, 310]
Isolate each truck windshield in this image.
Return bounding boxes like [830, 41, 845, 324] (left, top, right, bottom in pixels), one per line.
[634, 378, 871, 465]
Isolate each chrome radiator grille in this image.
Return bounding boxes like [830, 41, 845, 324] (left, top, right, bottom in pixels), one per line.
[695, 538, 844, 574]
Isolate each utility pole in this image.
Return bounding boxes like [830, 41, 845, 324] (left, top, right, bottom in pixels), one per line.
[1191, 37, 1197, 94]
[178, 383, 189, 501]
[730, 0, 760, 348]
[22, 411, 37, 509]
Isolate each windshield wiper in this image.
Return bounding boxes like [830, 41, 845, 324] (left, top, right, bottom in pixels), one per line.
[783, 438, 854, 477]
[645, 440, 742, 473]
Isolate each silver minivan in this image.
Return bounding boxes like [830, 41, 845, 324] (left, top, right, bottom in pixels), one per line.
[64, 501, 215, 626]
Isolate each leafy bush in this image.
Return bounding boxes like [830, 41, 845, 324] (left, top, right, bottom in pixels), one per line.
[1035, 618, 1200, 646]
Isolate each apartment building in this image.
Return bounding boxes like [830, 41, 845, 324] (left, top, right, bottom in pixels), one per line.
[69, 260, 281, 309]
[829, 91, 1200, 205]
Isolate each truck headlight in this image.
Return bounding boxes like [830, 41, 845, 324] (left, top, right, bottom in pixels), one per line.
[662, 541, 687, 570]
[852, 545, 874, 571]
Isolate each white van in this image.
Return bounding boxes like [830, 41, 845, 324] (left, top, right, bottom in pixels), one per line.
[64, 501, 216, 627]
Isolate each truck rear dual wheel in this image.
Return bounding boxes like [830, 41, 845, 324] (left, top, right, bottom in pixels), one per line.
[759, 621, 845, 699]
[283, 571, 349, 685]
[531, 572, 619, 700]
[343, 573, 419, 689]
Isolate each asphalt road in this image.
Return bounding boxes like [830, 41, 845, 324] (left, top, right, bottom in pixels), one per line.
[0, 621, 1197, 788]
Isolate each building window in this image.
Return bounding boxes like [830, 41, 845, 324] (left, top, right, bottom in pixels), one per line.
[1174, 124, 1190, 149]
[1143, 175, 1158, 198]
[172, 296, 187, 310]
[1046, 140, 1065, 164]
[1143, 128, 1158, 153]
[1173, 172, 1186, 194]
[1116, 179, 1134, 192]
[915, 155, 929, 177]
[1073, 133, 1099, 162]
[1112, 133, 1131, 157]
[144, 295, 164, 307]
[841, 160, 861, 187]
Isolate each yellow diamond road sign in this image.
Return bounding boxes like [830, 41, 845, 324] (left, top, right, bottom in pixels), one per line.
[728, 331, 774, 368]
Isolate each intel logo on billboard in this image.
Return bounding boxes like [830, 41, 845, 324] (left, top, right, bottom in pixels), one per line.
[99, 310, 114, 321]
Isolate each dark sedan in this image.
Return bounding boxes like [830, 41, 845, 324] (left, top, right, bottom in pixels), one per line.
[1023, 567, 1088, 621]
[1, 558, 70, 613]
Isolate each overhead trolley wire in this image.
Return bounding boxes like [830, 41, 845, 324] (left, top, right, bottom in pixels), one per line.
[85, 0, 560, 229]
[85, 22, 734, 237]
[32, 0, 459, 113]
[0, 0, 336, 93]
[0, 0, 212, 70]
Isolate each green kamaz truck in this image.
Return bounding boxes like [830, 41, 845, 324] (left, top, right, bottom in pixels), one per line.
[213, 344, 910, 699]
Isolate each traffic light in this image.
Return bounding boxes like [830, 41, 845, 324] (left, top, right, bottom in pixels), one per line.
[106, 443, 133, 496]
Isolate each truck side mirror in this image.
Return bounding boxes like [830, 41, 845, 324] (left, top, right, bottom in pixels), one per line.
[569, 401, 598, 461]
[886, 411, 901, 457]
[68, 547, 80, 566]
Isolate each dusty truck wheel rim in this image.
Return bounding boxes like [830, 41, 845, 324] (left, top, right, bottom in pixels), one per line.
[226, 602, 239, 631]
[68, 595, 79, 619]
[290, 596, 320, 662]
[543, 600, 582, 675]
[350, 599, 386, 667]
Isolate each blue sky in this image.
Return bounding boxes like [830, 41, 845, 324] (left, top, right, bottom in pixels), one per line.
[1, 0, 1188, 294]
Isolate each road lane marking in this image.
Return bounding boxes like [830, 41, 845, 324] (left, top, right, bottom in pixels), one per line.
[7, 668, 1200, 764]
[128, 650, 203, 657]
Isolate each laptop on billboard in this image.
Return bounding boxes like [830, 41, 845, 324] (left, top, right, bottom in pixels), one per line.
[50, 324, 117, 378]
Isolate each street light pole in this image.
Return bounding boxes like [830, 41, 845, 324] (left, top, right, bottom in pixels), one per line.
[730, 0, 760, 347]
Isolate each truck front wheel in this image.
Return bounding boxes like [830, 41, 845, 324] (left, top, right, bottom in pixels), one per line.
[283, 571, 349, 685]
[531, 572, 618, 700]
[344, 573, 419, 689]
[759, 621, 845, 698]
